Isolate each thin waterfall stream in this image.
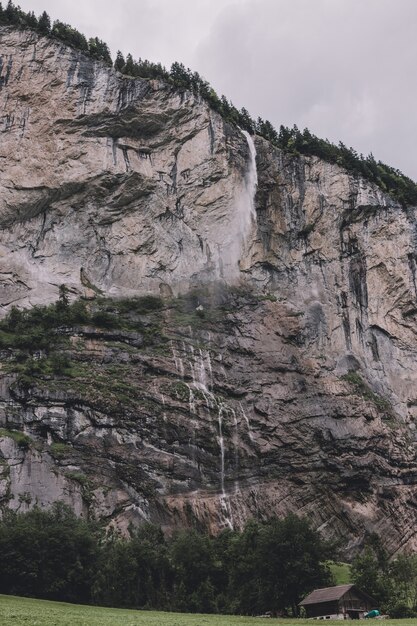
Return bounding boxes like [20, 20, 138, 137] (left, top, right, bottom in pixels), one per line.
[168, 137, 258, 530]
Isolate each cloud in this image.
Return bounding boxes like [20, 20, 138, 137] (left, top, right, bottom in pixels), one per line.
[195, 0, 417, 178]
[15, 0, 417, 179]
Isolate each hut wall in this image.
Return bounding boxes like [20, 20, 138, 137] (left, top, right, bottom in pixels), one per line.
[305, 601, 340, 618]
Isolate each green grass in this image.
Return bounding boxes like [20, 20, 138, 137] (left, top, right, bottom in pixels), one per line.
[0, 596, 292, 625]
[341, 372, 392, 413]
[49, 442, 73, 458]
[0, 429, 31, 449]
[0, 596, 416, 626]
[328, 561, 352, 585]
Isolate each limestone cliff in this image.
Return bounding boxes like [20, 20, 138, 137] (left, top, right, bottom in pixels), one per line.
[0, 26, 416, 557]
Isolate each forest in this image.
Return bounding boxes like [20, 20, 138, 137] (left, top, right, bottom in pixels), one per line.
[1, 0, 417, 206]
[0, 505, 332, 615]
[0, 504, 416, 617]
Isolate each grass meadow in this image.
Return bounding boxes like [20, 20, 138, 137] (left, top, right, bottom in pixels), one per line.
[1, 596, 417, 626]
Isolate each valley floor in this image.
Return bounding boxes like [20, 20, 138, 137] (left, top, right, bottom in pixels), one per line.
[0, 596, 414, 626]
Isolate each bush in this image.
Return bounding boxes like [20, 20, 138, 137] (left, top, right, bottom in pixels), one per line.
[115, 295, 164, 314]
[49, 353, 71, 375]
[90, 311, 119, 329]
[387, 603, 417, 618]
[0, 428, 31, 449]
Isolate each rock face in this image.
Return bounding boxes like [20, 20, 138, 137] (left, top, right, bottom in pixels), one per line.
[0, 26, 255, 308]
[1, 26, 417, 557]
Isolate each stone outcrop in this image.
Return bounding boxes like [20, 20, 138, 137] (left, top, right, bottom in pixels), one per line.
[0, 26, 416, 557]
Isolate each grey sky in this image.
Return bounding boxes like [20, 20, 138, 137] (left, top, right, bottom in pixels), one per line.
[16, 0, 417, 179]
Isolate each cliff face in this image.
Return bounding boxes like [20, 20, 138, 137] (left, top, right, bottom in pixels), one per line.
[0, 26, 255, 307]
[1, 26, 417, 556]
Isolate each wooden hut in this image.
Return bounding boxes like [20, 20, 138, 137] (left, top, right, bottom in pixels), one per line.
[299, 584, 377, 619]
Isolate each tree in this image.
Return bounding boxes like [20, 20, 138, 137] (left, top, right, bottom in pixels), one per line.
[239, 107, 254, 134]
[386, 554, 417, 617]
[5, 1, 17, 23]
[4, 305, 23, 332]
[123, 53, 135, 76]
[278, 124, 292, 148]
[256, 118, 278, 143]
[58, 284, 70, 308]
[220, 95, 231, 117]
[134, 58, 169, 80]
[169, 528, 218, 607]
[88, 37, 112, 65]
[52, 21, 88, 51]
[226, 519, 264, 614]
[352, 540, 417, 617]
[129, 523, 172, 608]
[55, 283, 70, 320]
[25, 10, 37, 28]
[225, 515, 333, 616]
[170, 62, 190, 89]
[351, 545, 390, 605]
[92, 537, 137, 607]
[37, 10, 51, 35]
[268, 515, 333, 615]
[114, 50, 125, 73]
[0, 503, 99, 602]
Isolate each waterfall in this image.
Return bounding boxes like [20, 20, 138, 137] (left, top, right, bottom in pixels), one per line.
[219, 129, 258, 278]
[185, 383, 196, 414]
[231, 408, 240, 494]
[171, 341, 236, 529]
[171, 343, 185, 378]
[236, 129, 257, 246]
[218, 404, 233, 530]
[241, 129, 258, 222]
[239, 401, 255, 442]
[218, 405, 226, 493]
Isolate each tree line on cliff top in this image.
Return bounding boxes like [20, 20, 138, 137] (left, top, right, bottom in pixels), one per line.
[1, 0, 417, 206]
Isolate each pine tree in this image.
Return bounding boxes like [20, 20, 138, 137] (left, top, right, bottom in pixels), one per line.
[88, 37, 112, 65]
[38, 10, 51, 35]
[239, 107, 254, 133]
[5, 0, 19, 24]
[123, 53, 135, 76]
[25, 10, 38, 28]
[220, 95, 231, 116]
[58, 284, 70, 308]
[114, 50, 125, 73]
[170, 62, 190, 89]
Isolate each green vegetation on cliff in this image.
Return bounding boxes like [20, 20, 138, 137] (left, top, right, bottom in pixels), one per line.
[0, 287, 234, 422]
[0, 291, 173, 427]
[0, 1, 111, 63]
[1, 1, 416, 206]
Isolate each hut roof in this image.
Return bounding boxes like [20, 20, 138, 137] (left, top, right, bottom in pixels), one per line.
[299, 584, 356, 606]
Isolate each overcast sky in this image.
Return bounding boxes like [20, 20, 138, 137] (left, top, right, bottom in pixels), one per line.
[16, 0, 417, 179]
